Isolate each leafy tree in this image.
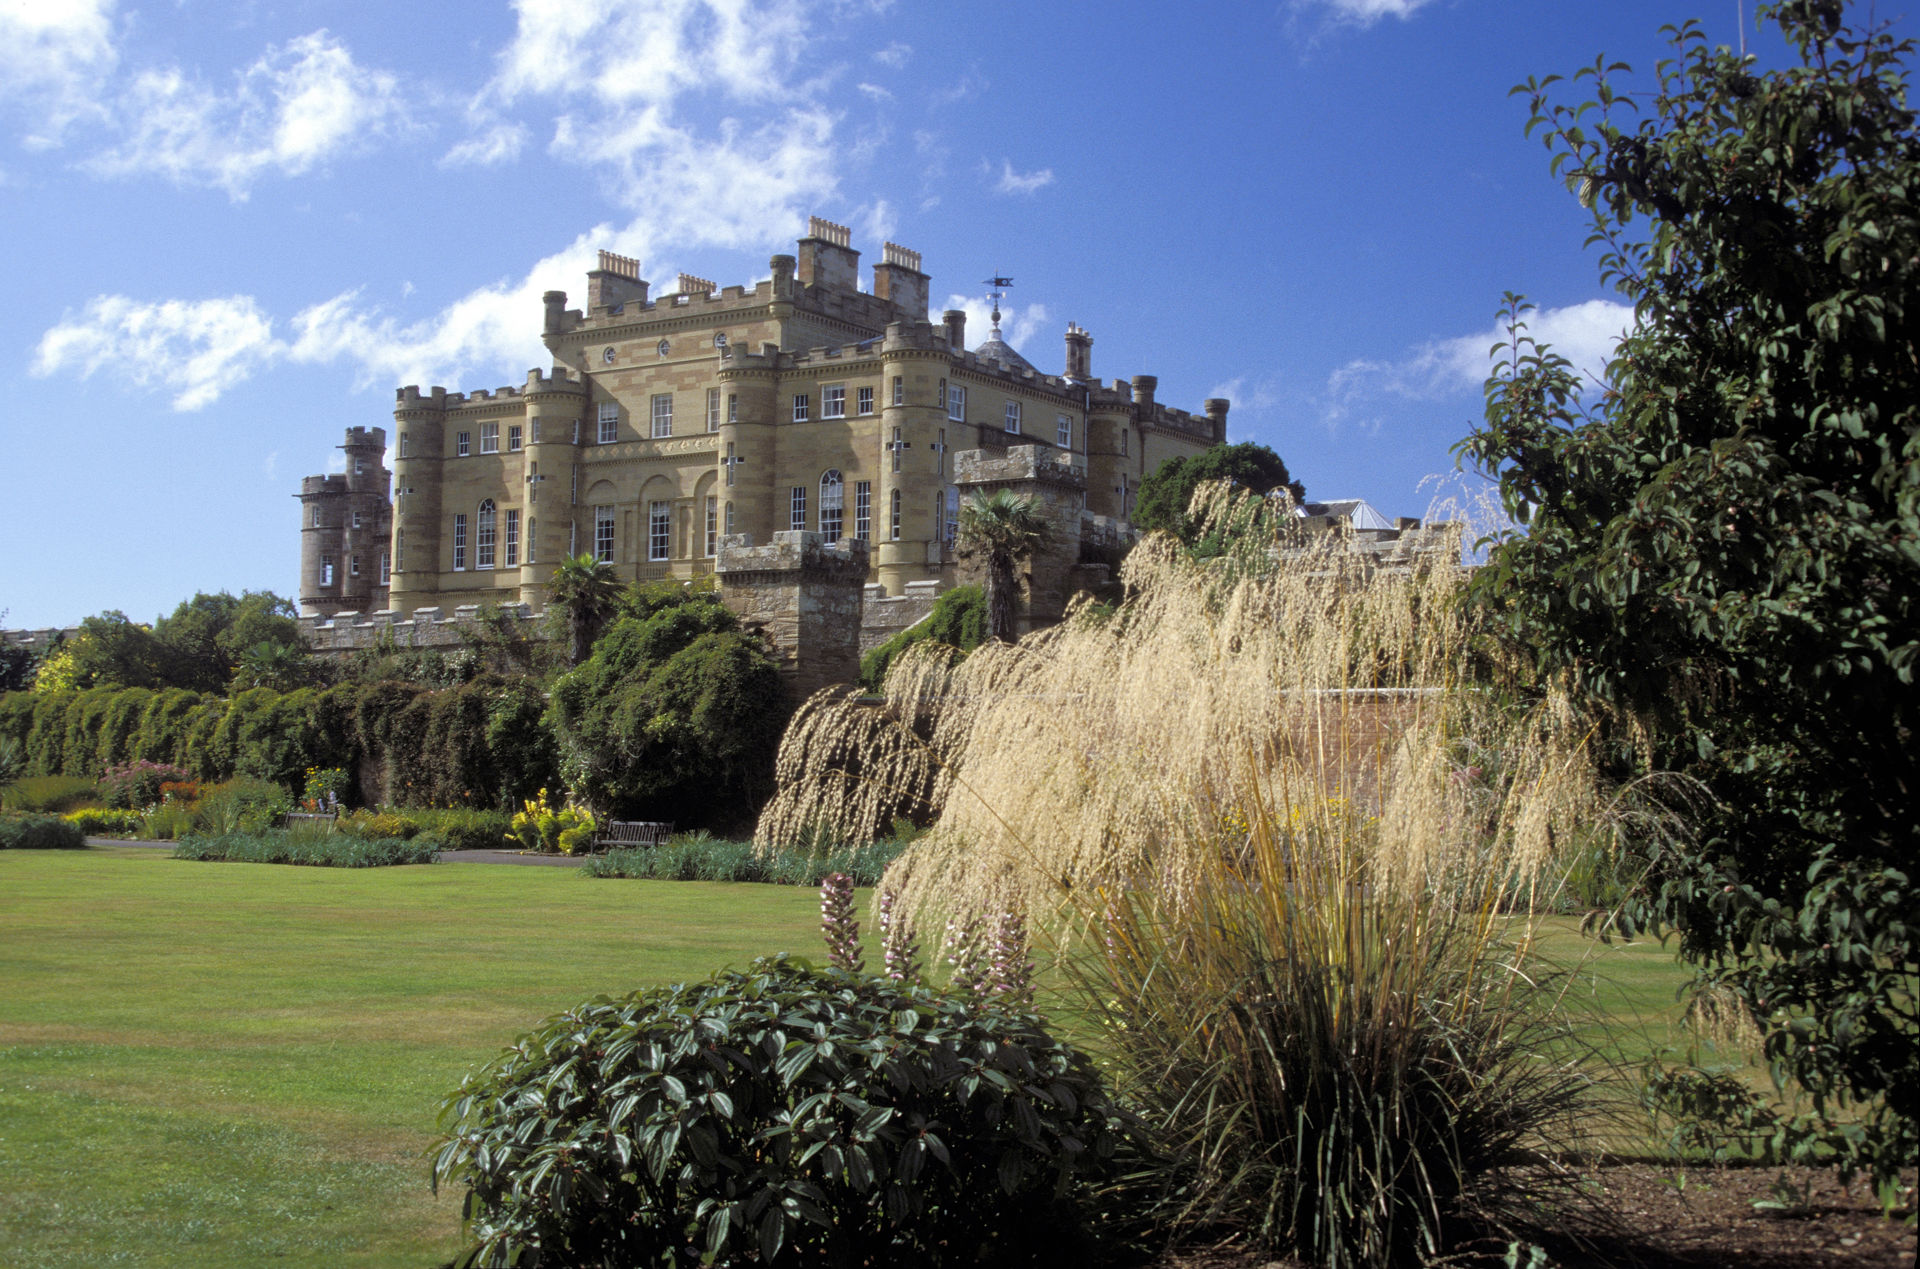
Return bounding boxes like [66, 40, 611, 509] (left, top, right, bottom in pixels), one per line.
[956, 491, 1053, 642]
[230, 640, 325, 693]
[0, 641, 35, 693]
[547, 589, 787, 828]
[57, 612, 176, 690]
[1133, 441, 1305, 549]
[547, 553, 624, 666]
[1456, 4, 1918, 1195]
[151, 590, 305, 692]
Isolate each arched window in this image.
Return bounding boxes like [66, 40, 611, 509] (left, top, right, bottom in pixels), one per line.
[477, 499, 497, 569]
[819, 470, 844, 542]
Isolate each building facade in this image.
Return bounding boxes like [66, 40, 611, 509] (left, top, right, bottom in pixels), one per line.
[296, 218, 1227, 618]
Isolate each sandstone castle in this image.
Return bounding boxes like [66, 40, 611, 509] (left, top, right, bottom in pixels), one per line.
[296, 218, 1228, 619]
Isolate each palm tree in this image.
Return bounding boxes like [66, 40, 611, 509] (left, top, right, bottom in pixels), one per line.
[548, 553, 624, 665]
[956, 490, 1053, 642]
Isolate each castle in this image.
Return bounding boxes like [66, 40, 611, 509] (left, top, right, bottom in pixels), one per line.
[296, 218, 1228, 618]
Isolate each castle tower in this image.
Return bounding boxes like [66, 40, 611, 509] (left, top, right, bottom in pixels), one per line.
[518, 366, 587, 609]
[387, 387, 447, 615]
[296, 426, 391, 617]
[877, 320, 950, 595]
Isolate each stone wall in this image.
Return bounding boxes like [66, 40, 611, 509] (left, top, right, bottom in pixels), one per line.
[858, 580, 941, 656]
[715, 531, 869, 698]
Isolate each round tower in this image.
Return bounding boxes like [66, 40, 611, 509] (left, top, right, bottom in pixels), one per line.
[877, 321, 950, 594]
[387, 386, 447, 616]
[518, 367, 587, 610]
[296, 473, 347, 616]
[716, 352, 780, 553]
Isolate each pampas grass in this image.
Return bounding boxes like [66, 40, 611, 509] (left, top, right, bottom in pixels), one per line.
[758, 485, 1656, 1264]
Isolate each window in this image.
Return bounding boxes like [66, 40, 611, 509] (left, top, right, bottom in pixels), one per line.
[725, 501, 735, 535]
[594, 506, 614, 562]
[525, 519, 534, 564]
[457, 431, 471, 457]
[792, 393, 810, 422]
[504, 509, 520, 567]
[395, 529, 404, 572]
[351, 509, 363, 530]
[379, 551, 390, 584]
[1056, 413, 1072, 448]
[481, 421, 500, 454]
[597, 402, 618, 445]
[724, 441, 738, 487]
[651, 393, 673, 439]
[453, 514, 468, 570]
[1120, 427, 1128, 456]
[570, 521, 577, 556]
[648, 501, 670, 561]
[947, 383, 966, 421]
[571, 464, 579, 505]
[822, 384, 846, 419]
[937, 427, 947, 476]
[891, 425, 904, 474]
[790, 486, 807, 532]
[320, 555, 335, 586]
[704, 496, 717, 557]
[727, 394, 738, 424]
[706, 388, 720, 432]
[944, 487, 959, 547]
[477, 500, 497, 569]
[819, 470, 844, 541]
[572, 418, 581, 445]
[1004, 400, 1021, 434]
[857, 385, 874, 415]
[311, 505, 320, 527]
[508, 424, 523, 452]
[889, 488, 901, 540]
[350, 555, 362, 577]
[891, 375, 904, 406]
[354, 458, 366, 475]
[854, 481, 871, 542]
[531, 419, 542, 444]
[399, 432, 410, 457]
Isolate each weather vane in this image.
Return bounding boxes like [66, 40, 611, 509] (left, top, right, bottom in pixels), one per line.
[983, 275, 1014, 335]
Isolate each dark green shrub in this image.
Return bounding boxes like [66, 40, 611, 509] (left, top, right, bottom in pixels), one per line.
[336, 808, 419, 840]
[405, 808, 511, 852]
[0, 774, 103, 813]
[433, 958, 1132, 1267]
[172, 831, 439, 867]
[99, 760, 191, 809]
[860, 585, 986, 691]
[581, 833, 909, 885]
[0, 813, 87, 850]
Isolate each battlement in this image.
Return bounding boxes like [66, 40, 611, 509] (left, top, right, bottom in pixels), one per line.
[300, 474, 349, 497]
[341, 426, 387, 449]
[396, 385, 448, 409]
[953, 444, 1087, 490]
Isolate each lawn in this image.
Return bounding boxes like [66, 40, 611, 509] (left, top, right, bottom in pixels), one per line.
[0, 846, 1715, 1267]
[0, 845, 852, 1268]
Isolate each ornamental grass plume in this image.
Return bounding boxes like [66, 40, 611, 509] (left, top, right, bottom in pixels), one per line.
[759, 482, 1662, 1265]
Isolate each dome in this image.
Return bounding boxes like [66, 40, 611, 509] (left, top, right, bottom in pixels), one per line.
[972, 329, 1037, 374]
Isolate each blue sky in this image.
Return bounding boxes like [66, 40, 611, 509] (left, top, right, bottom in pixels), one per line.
[3, 0, 1909, 629]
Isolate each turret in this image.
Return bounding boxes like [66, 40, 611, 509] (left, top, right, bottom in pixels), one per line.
[1064, 323, 1093, 381]
[943, 309, 967, 351]
[388, 387, 449, 616]
[1204, 398, 1230, 443]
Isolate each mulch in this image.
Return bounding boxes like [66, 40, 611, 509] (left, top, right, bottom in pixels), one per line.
[1150, 1164, 1916, 1268]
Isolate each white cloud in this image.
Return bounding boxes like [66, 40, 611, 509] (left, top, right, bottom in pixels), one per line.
[855, 198, 897, 247]
[1323, 298, 1633, 429]
[440, 121, 528, 168]
[84, 30, 408, 198]
[34, 294, 280, 410]
[0, 0, 118, 146]
[856, 81, 892, 102]
[872, 41, 911, 68]
[1294, 0, 1433, 25]
[489, 0, 810, 109]
[992, 159, 1053, 196]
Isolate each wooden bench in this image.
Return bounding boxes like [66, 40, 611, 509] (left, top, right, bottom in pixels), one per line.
[592, 820, 674, 851]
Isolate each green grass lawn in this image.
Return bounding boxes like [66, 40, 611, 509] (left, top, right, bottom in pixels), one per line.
[0, 846, 1725, 1267]
[0, 846, 852, 1268]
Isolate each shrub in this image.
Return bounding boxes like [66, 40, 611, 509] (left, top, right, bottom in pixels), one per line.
[432, 957, 1131, 1267]
[405, 808, 511, 853]
[582, 833, 907, 885]
[859, 585, 986, 692]
[192, 778, 293, 835]
[335, 808, 417, 840]
[506, 788, 596, 854]
[99, 759, 191, 809]
[64, 807, 146, 837]
[0, 774, 103, 814]
[0, 813, 87, 850]
[141, 801, 196, 841]
[172, 831, 439, 867]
